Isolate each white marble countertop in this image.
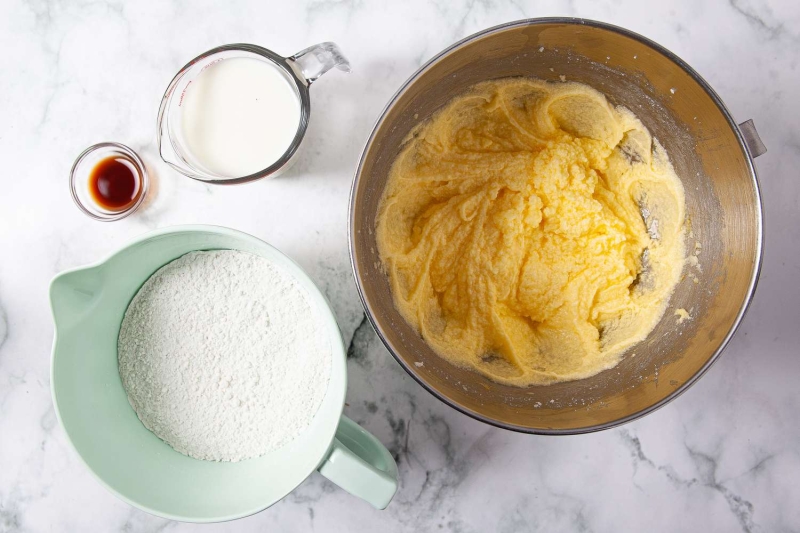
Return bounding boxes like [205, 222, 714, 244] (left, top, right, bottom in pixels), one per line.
[1, 0, 798, 531]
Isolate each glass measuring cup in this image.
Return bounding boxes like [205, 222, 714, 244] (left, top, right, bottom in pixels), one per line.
[157, 43, 350, 184]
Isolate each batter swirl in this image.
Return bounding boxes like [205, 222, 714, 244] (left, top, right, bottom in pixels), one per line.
[376, 79, 685, 386]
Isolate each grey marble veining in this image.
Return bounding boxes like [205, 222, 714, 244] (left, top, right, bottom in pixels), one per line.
[1, 0, 799, 531]
[0, 303, 7, 354]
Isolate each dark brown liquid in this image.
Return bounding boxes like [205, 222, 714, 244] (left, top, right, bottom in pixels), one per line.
[89, 156, 141, 211]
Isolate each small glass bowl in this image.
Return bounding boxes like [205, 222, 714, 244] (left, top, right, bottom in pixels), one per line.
[70, 142, 149, 221]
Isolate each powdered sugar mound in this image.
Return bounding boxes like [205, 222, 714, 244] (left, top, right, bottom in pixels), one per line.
[118, 250, 331, 462]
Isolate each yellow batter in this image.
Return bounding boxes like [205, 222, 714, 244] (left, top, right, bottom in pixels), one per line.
[376, 79, 686, 386]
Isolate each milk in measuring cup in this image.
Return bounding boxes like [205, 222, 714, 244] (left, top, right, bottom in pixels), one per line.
[180, 57, 302, 178]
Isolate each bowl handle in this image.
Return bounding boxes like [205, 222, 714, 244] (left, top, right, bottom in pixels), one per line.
[317, 415, 398, 509]
[739, 119, 767, 158]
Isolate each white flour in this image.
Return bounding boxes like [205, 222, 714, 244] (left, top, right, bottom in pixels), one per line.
[118, 250, 331, 462]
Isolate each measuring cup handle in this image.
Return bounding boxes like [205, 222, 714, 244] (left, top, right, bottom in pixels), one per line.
[288, 42, 351, 84]
[317, 415, 398, 509]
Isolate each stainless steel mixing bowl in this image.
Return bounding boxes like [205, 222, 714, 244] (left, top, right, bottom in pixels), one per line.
[349, 18, 766, 434]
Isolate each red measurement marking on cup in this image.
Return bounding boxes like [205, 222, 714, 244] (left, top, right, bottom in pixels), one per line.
[178, 80, 192, 107]
[198, 58, 224, 74]
[178, 59, 224, 107]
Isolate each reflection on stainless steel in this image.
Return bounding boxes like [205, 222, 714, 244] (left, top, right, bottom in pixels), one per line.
[349, 18, 764, 434]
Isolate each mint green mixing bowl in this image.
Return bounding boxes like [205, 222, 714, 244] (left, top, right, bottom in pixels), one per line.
[49, 225, 398, 522]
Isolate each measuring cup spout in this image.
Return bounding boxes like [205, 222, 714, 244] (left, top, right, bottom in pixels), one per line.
[157, 118, 192, 177]
[288, 42, 350, 85]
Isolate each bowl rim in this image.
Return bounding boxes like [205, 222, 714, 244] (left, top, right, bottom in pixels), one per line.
[49, 224, 348, 521]
[347, 17, 764, 435]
